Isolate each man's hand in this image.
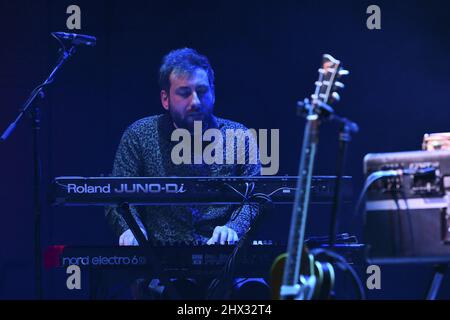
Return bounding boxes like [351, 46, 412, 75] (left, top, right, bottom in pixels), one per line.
[119, 228, 148, 246]
[207, 226, 238, 245]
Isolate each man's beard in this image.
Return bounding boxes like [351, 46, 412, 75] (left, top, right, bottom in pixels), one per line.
[168, 105, 214, 132]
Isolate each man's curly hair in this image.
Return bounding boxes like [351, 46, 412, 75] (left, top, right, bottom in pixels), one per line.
[158, 48, 215, 93]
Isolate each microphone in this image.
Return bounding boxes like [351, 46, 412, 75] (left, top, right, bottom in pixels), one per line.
[51, 32, 96, 46]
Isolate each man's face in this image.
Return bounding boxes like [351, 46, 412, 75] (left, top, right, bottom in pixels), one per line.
[161, 68, 215, 132]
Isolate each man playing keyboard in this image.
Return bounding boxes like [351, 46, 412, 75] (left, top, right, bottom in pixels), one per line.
[105, 48, 261, 246]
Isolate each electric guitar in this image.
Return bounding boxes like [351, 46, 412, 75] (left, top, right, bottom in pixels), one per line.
[271, 54, 349, 300]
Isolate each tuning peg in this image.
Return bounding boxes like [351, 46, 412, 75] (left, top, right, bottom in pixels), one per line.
[331, 92, 341, 102]
[338, 69, 349, 77]
[334, 81, 345, 89]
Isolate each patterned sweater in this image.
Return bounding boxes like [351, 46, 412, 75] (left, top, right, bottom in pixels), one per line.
[105, 113, 260, 243]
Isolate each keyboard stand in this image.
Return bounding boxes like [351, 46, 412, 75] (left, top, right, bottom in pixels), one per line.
[426, 264, 448, 300]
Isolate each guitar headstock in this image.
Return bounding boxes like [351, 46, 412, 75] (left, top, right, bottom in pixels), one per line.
[313, 54, 348, 105]
[299, 54, 349, 117]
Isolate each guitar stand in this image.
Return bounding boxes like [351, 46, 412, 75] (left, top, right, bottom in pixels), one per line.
[327, 111, 359, 247]
[426, 264, 448, 300]
[117, 202, 180, 300]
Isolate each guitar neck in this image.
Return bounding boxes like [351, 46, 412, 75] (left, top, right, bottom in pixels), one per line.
[282, 115, 319, 288]
[279, 53, 347, 299]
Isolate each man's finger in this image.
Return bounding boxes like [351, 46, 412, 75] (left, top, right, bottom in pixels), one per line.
[207, 232, 218, 245]
[125, 234, 135, 246]
[209, 226, 239, 245]
[220, 229, 229, 245]
[209, 226, 222, 244]
[215, 229, 223, 244]
[226, 230, 234, 244]
[212, 226, 222, 239]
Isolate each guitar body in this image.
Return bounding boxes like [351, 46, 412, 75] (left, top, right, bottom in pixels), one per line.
[270, 254, 286, 300]
[270, 247, 335, 300]
[313, 260, 335, 299]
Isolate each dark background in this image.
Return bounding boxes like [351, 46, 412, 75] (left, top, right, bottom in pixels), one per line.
[1, 0, 450, 299]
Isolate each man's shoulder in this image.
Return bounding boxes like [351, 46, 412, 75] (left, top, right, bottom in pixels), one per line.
[215, 116, 251, 131]
[127, 114, 164, 133]
[119, 115, 168, 146]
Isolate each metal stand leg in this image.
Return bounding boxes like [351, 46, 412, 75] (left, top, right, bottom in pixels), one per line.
[426, 264, 447, 300]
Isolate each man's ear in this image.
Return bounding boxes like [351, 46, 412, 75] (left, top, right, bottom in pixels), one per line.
[161, 90, 169, 111]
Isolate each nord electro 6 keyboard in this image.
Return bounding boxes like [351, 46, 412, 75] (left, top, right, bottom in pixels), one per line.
[44, 242, 364, 278]
[45, 242, 285, 278]
[51, 175, 352, 206]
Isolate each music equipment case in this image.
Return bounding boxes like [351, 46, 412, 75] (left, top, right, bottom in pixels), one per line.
[364, 150, 450, 264]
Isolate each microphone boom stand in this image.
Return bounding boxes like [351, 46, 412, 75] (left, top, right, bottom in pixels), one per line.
[1, 44, 77, 299]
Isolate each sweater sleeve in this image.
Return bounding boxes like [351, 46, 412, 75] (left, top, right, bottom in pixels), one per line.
[104, 126, 146, 237]
[225, 128, 262, 238]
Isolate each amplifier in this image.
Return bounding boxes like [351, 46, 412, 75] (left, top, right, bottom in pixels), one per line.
[363, 150, 450, 264]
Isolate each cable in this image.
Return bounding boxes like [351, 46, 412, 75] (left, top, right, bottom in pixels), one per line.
[309, 248, 366, 300]
[225, 183, 247, 199]
[207, 182, 290, 298]
[391, 192, 403, 255]
[354, 169, 406, 217]
[225, 183, 295, 223]
[206, 203, 260, 299]
[400, 188, 416, 255]
[224, 183, 297, 203]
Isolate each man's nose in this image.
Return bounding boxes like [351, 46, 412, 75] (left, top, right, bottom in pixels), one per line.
[191, 91, 201, 108]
